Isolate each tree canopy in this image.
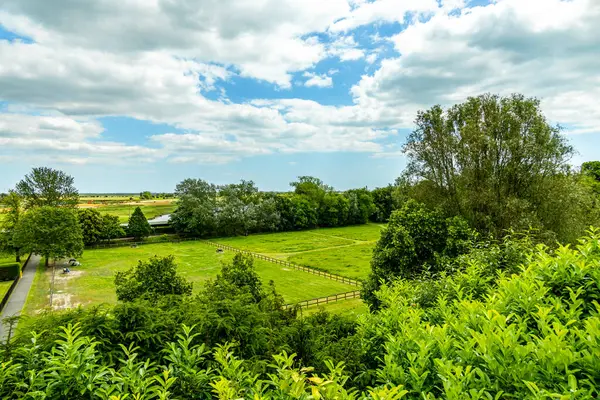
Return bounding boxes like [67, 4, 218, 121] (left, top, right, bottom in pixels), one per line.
[403, 93, 583, 241]
[114, 255, 193, 302]
[16, 167, 79, 209]
[13, 206, 83, 267]
[127, 206, 152, 240]
[0, 191, 24, 262]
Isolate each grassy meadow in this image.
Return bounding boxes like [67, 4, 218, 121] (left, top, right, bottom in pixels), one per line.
[22, 241, 355, 314]
[78, 200, 177, 222]
[216, 224, 383, 280]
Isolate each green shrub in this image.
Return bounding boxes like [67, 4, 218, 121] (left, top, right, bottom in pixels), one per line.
[0, 262, 20, 281]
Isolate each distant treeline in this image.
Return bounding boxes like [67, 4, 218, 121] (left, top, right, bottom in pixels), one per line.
[171, 176, 395, 238]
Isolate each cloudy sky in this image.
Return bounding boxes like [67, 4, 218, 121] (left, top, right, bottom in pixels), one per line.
[1, 0, 599, 193]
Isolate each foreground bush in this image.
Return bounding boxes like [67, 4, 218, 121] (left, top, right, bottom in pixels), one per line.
[2, 230, 600, 398]
[359, 229, 600, 398]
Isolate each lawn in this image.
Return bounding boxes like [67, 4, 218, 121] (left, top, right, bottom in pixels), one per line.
[0, 280, 14, 301]
[215, 231, 354, 255]
[303, 298, 368, 318]
[288, 242, 376, 280]
[215, 224, 383, 280]
[22, 242, 354, 313]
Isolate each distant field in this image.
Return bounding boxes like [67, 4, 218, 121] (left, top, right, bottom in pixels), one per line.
[22, 242, 354, 313]
[78, 200, 177, 222]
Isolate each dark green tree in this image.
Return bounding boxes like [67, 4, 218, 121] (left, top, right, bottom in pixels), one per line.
[370, 186, 395, 222]
[127, 207, 152, 240]
[139, 191, 153, 200]
[114, 255, 193, 302]
[13, 206, 84, 267]
[78, 208, 104, 245]
[101, 214, 125, 242]
[0, 191, 24, 262]
[205, 253, 265, 303]
[403, 93, 575, 240]
[362, 200, 476, 309]
[171, 179, 218, 237]
[16, 167, 79, 209]
[345, 188, 375, 225]
[582, 161, 600, 195]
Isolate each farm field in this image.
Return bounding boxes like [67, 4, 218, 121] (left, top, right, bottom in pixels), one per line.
[78, 199, 177, 222]
[216, 224, 384, 280]
[22, 242, 354, 314]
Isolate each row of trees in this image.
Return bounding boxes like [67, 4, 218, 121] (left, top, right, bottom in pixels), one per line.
[171, 177, 377, 237]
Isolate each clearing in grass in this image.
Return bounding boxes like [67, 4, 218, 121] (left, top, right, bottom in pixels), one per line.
[22, 242, 354, 313]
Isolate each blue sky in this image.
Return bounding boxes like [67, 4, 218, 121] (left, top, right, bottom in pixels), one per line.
[0, 0, 599, 193]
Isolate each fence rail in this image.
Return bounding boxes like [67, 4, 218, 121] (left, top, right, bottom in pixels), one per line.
[203, 241, 362, 286]
[283, 290, 361, 309]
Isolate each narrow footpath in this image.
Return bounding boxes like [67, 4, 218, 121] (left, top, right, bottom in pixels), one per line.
[0, 254, 40, 341]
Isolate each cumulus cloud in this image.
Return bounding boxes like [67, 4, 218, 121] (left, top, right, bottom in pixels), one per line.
[0, 0, 598, 168]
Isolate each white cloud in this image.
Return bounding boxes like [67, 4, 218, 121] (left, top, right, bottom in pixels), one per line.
[304, 72, 334, 88]
[327, 35, 365, 61]
[0, 0, 351, 87]
[351, 0, 600, 133]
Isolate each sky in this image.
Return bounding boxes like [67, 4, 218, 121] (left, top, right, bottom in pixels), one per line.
[0, 0, 599, 193]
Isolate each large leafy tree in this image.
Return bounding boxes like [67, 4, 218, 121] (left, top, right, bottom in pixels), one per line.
[171, 178, 218, 237]
[78, 208, 104, 245]
[114, 255, 193, 302]
[403, 93, 575, 239]
[218, 180, 260, 236]
[0, 191, 24, 262]
[16, 167, 79, 209]
[363, 200, 476, 310]
[13, 206, 84, 267]
[370, 186, 395, 222]
[582, 161, 600, 195]
[101, 214, 125, 242]
[127, 207, 151, 240]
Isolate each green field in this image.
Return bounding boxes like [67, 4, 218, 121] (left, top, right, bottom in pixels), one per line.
[78, 202, 177, 222]
[303, 298, 368, 317]
[216, 224, 383, 280]
[22, 242, 354, 314]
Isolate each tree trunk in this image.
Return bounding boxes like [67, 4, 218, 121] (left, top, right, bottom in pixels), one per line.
[45, 256, 49, 268]
[15, 252, 20, 263]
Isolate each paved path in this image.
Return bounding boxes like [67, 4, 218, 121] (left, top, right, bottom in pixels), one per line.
[0, 254, 40, 342]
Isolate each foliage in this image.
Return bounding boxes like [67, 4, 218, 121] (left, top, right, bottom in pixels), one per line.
[205, 253, 266, 303]
[370, 185, 395, 222]
[403, 93, 583, 241]
[114, 255, 193, 302]
[140, 191, 153, 200]
[127, 206, 152, 240]
[0, 191, 24, 262]
[101, 213, 125, 242]
[582, 161, 600, 195]
[0, 262, 20, 281]
[78, 208, 105, 245]
[15, 167, 79, 209]
[358, 229, 600, 399]
[13, 206, 83, 267]
[172, 176, 375, 238]
[363, 200, 476, 309]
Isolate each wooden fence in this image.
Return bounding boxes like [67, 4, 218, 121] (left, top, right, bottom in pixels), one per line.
[283, 290, 361, 309]
[203, 241, 362, 286]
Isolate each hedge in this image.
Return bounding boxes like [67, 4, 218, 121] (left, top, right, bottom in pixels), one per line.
[0, 262, 21, 281]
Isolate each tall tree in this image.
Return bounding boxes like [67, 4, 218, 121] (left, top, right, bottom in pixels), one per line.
[16, 167, 79, 209]
[403, 93, 575, 239]
[78, 209, 104, 245]
[127, 207, 152, 240]
[582, 161, 600, 195]
[13, 206, 84, 267]
[101, 214, 125, 242]
[0, 191, 24, 262]
[171, 179, 218, 237]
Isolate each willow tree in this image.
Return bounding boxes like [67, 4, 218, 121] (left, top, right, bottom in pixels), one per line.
[402, 93, 593, 242]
